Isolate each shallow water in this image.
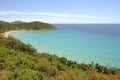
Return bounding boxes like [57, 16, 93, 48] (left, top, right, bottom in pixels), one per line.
[11, 24, 120, 68]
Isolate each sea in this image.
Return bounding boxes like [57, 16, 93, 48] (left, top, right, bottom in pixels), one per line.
[11, 24, 120, 68]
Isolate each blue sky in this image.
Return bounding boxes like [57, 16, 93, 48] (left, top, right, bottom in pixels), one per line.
[0, 0, 120, 23]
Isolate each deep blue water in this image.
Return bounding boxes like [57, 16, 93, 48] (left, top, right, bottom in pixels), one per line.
[11, 24, 120, 68]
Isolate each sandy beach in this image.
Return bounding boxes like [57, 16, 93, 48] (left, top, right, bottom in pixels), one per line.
[3, 30, 23, 38]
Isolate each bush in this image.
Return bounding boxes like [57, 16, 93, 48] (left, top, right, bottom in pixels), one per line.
[3, 69, 48, 80]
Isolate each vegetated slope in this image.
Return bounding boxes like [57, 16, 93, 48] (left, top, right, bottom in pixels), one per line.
[0, 21, 120, 80]
[11, 21, 25, 24]
[0, 21, 57, 33]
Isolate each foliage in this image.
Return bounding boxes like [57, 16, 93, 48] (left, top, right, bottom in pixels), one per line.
[0, 21, 57, 33]
[3, 69, 48, 80]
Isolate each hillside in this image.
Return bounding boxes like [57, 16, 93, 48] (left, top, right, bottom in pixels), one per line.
[11, 21, 25, 24]
[0, 21, 9, 24]
[0, 21, 57, 33]
[0, 21, 120, 80]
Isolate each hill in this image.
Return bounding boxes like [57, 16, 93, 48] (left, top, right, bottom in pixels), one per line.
[11, 21, 25, 24]
[0, 21, 57, 33]
[0, 21, 9, 24]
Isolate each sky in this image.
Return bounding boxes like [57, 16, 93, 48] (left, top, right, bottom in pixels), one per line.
[0, 0, 120, 23]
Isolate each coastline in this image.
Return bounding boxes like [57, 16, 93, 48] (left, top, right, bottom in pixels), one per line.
[3, 30, 24, 38]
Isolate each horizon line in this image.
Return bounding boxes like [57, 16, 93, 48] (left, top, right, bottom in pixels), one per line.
[1, 20, 120, 24]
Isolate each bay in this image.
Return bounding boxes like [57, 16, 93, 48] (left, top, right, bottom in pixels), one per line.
[11, 24, 120, 68]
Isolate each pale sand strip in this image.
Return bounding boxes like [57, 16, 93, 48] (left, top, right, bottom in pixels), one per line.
[3, 30, 23, 38]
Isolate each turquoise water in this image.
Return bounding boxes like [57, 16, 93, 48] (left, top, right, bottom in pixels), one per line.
[11, 24, 120, 68]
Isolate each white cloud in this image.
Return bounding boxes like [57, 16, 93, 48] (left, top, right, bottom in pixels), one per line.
[0, 11, 96, 18]
[27, 12, 72, 17]
[0, 11, 24, 15]
[0, 11, 99, 23]
[89, 16, 96, 18]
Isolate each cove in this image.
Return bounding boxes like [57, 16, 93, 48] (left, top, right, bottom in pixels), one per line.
[11, 24, 120, 68]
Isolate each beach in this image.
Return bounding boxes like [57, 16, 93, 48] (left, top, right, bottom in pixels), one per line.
[3, 30, 23, 38]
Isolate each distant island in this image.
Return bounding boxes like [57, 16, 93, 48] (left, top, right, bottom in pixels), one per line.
[0, 21, 120, 80]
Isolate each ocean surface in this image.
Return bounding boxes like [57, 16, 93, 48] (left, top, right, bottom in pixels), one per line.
[11, 24, 120, 68]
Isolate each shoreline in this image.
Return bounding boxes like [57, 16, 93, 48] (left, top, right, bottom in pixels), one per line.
[2, 29, 55, 38]
[3, 30, 24, 38]
[2, 29, 120, 68]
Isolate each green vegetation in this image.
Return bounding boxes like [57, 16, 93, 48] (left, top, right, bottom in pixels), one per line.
[0, 21, 57, 33]
[0, 21, 120, 80]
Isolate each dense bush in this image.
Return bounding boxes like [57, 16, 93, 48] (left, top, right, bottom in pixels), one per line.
[0, 21, 57, 33]
[4, 69, 48, 80]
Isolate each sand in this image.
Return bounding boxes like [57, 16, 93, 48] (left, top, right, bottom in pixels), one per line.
[3, 30, 23, 38]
